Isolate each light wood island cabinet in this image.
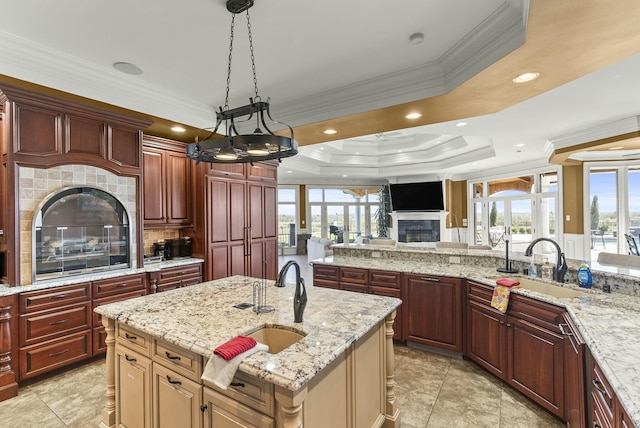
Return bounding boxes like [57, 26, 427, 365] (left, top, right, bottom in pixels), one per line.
[96, 276, 401, 428]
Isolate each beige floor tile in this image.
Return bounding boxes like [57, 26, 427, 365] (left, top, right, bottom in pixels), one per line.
[499, 385, 565, 428]
[0, 388, 66, 428]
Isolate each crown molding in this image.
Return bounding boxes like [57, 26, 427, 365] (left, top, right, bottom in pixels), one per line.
[548, 116, 640, 150]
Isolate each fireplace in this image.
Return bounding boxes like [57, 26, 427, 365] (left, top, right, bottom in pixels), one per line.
[390, 211, 447, 245]
[33, 187, 131, 281]
[398, 220, 440, 243]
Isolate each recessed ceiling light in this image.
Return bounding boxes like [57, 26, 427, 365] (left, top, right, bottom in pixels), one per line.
[608, 146, 624, 150]
[342, 174, 348, 178]
[171, 126, 186, 133]
[355, 152, 360, 155]
[113, 62, 143, 75]
[512, 72, 539, 83]
[405, 112, 422, 119]
[319, 147, 325, 150]
[287, 170, 292, 173]
[456, 122, 468, 127]
[515, 143, 525, 147]
[323, 129, 337, 135]
[472, 163, 478, 166]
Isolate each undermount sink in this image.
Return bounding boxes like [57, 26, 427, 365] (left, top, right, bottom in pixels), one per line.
[508, 277, 588, 298]
[246, 325, 306, 354]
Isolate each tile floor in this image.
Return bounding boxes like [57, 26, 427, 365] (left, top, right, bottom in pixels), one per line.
[0, 346, 563, 427]
[0, 255, 564, 427]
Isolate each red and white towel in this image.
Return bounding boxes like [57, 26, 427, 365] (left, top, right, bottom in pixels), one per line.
[201, 336, 268, 389]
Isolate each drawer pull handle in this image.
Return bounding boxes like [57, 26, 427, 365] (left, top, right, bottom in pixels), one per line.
[592, 379, 608, 397]
[558, 323, 572, 336]
[49, 349, 69, 358]
[420, 277, 440, 282]
[125, 333, 137, 340]
[166, 375, 182, 385]
[230, 382, 245, 388]
[49, 293, 69, 300]
[593, 423, 601, 428]
[125, 355, 137, 362]
[49, 319, 68, 326]
[117, 283, 128, 287]
[165, 351, 181, 361]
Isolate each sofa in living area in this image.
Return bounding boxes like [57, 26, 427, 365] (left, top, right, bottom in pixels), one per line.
[307, 237, 334, 262]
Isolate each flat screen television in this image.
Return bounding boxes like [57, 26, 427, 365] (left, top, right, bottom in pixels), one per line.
[389, 181, 444, 211]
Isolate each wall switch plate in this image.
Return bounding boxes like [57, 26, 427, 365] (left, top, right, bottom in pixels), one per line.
[449, 256, 461, 264]
[565, 215, 570, 221]
[371, 251, 381, 258]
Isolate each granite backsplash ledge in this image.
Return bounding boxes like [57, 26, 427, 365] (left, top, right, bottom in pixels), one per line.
[331, 244, 640, 296]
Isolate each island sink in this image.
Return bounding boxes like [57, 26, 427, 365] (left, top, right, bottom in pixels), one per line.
[246, 324, 307, 354]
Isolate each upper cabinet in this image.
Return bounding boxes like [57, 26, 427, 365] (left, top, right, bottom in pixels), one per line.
[142, 136, 192, 228]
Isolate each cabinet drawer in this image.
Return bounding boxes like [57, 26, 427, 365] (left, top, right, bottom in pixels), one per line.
[206, 388, 275, 427]
[157, 264, 202, 284]
[313, 279, 339, 289]
[93, 290, 146, 327]
[19, 282, 91, 313]
[341, 282, 369, 294]
[206, 370, 275, 417]
[153, 339, 202, 382]
[592, 360, 615, 420]
[313, 265, 339, 280]
[117, 324, 151, 357]
[93, 327, 108, 354]
[369, 270, 401, 289]
[92, 274, 146, 298]
[509, 294, 564, 333]
[19, 330, 91, 379]
[593, 391, 614, 428]
[20, 302, 91, 346]
[339, 267, 368, 284]
[466, 280, 494, 303]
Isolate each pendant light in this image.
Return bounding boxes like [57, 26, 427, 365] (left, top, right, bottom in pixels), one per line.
[186, 0, 298, 164]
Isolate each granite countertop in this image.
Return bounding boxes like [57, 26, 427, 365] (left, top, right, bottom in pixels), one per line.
[314, 254, 640, 426]
[0, 258, 204, 297]
[94, 275, 401, 392]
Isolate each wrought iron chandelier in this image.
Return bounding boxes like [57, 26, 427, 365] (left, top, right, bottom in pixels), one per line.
[186, 0, 298, 164]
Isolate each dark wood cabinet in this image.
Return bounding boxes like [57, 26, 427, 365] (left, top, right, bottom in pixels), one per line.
[18, 283, 92, 380]
[142, 136, 191, 228]
[312, 264, 340, 289]
[370, 270, 403, 341]
[339, 267, 369, 293]
[404, 274, 462, 352]
[562, 313, 586, 428]
[203, 163, 278, 281]
[148, 263, 202, 294]
[465, 280, 566, 419]
[466, 299, 508, 378]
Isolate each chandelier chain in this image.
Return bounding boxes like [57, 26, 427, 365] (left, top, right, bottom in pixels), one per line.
[224, 13, 236, 110]
[246, 10, 259, 100]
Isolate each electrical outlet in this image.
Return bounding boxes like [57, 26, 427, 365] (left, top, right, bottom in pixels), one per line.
[371, 251, 381, 258]
[449, 256, 461, 264]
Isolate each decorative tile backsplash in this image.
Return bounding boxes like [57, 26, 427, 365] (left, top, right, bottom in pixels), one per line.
[143, 229, 180, 256]
[18, 165, 137, 285]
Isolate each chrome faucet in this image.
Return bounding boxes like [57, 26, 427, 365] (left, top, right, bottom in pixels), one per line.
[275, 260, 307, 323]
[524, 238, 568, 283]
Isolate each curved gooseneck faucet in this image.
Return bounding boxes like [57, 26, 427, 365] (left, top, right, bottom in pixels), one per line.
[274, 260, 307, 323]
[524, 238, 568, 283]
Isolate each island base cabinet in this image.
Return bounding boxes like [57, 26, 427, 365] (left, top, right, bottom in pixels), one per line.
[152, 362, 203, 428]
[203, 388, 274, 428]
[115, 344, 152, 428]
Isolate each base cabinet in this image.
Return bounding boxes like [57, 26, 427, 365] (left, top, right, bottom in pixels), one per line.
[404, 274, 462, 351]
[152, 362, 203, 428]
[115, 344, 152, 428]
[465, 280, 565, 419]
[203, 388, 274, 428]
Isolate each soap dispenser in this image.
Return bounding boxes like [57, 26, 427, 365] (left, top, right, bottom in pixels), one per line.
[577, 262, 592, 288]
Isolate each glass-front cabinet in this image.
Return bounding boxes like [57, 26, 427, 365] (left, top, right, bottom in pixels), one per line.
[33, 187, 131, 281]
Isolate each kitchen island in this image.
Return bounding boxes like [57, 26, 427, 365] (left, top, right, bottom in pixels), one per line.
[95, 275, 401, 428]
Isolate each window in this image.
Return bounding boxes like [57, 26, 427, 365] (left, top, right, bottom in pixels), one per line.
[470, 171, 559, 254]
[307, 187, 382, 242]
[277, 187, 297, 249]
[585, 164, 640, 260]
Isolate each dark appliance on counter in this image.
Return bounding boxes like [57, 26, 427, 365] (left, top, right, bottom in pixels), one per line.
[153, 241, 169, 260]
[165, 238, 192, 259]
